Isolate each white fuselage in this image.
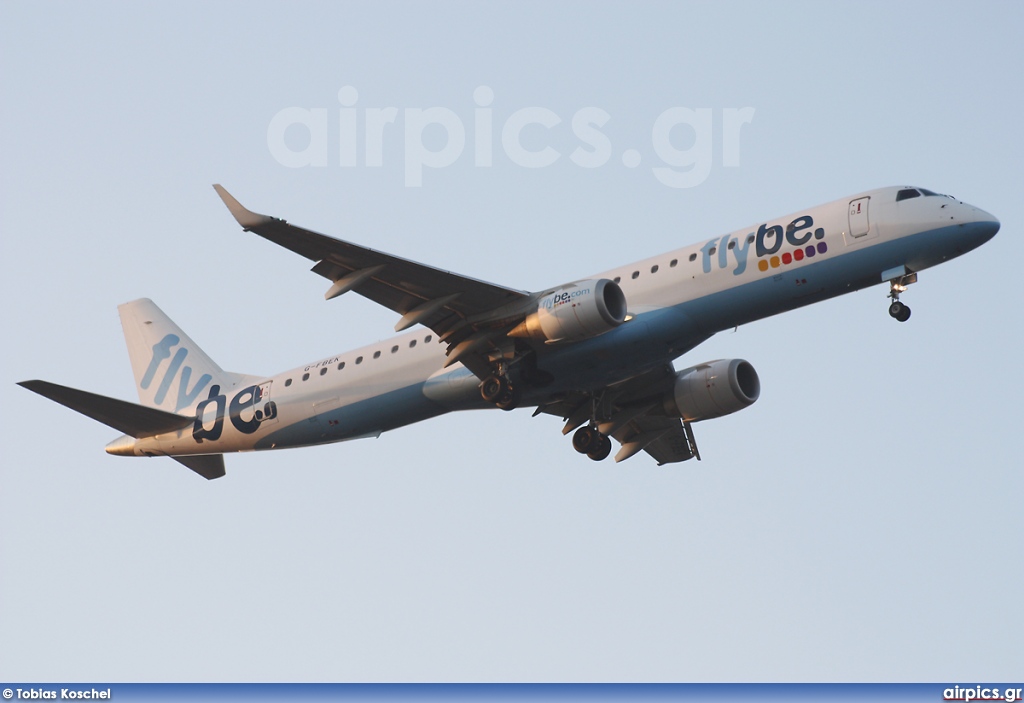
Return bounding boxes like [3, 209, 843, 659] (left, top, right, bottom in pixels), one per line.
[121, 186, 999, 459]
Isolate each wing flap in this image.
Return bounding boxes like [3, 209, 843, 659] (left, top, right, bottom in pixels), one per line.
[637, 420, 697, 465]
[611, 415, 695, 464]
[535, 365, 698, 465]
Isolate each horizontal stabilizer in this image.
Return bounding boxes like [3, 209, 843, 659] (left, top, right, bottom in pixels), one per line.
[172, 454, 226, 480]
[18, 380, 193, 438]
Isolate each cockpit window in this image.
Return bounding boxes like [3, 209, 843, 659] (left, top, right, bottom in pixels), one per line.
[896, 188, 921, 202]
[919, 188, 939, 196]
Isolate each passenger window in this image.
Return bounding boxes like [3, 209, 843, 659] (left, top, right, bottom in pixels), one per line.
[337, 362, 345, 370]
[728, 240, 735, 249]
[409, 339, 417, 348]
[373, 351, 381, 359]
[320, 368, 327, 376]
[425, 335, 432, 343]
[670, 259, 678, 267]
[285, 378, 292, 387]
[896, 188, 921, 202]
[302, 373, 309, 381]
[391, 345, 399, 354]
[356, 356, 363, 364]
[747, 234, 755, 244]
[689, 253, 697, 262]
[631, 271, 639, 279]
[614, 276, 621, 283]
[709, 246, 716, 255]
[651, 265, 659, 274]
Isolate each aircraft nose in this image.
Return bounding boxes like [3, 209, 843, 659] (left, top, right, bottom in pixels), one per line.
[966, 206, 1000, 244]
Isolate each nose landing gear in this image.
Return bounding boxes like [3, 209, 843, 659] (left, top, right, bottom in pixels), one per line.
[888, 300, 911, 322]
[886, 272, 917, 323]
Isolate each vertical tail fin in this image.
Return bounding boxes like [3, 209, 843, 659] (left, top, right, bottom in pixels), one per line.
[118, 298, 257, 415]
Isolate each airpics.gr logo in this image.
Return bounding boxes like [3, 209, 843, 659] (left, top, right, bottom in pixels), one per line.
[701, 214, 828, 276]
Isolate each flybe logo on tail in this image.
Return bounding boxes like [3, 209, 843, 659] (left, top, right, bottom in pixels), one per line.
[141, 334, 212, 412]
[701, 215, 828, 276]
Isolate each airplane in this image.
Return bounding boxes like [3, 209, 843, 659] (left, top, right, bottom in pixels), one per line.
[18, 185, 1000, 479]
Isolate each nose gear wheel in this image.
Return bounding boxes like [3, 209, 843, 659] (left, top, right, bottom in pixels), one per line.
[886, 273, 916, 323]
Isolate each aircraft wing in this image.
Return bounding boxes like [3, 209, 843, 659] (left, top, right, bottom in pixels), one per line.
[535, 365, 699, 464]
[213, 186, 531, 344]
[609, 414, 697, 464]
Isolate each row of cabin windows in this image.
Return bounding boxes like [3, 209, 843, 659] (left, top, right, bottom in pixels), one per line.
[283, 334, 434, 386]
[611, 235, 755, 283]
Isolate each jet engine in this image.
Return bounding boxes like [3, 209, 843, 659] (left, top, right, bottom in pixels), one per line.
[663, 358, 760, 422]
[510, 279, 627, 344]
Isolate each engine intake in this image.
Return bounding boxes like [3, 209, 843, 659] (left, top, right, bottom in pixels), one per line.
[510, 279, 627, 344]
[664, 359, 760, 422]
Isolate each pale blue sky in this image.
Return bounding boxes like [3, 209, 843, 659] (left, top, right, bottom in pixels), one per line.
[2, 1, 1022, 682]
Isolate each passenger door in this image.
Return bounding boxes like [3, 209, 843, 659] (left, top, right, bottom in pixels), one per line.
[845, 197, 878, 244]
[848, 197, 871, 237]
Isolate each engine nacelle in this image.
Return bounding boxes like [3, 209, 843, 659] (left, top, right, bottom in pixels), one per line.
[663, 359, 760, 422]
[510, 279, 627, 344]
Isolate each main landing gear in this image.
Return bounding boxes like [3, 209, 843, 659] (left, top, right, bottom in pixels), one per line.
[480, 372, 521, 411]
[572, 425, 612, 462]
[479, 353, 552, 412]
[886, 273, 917, 323]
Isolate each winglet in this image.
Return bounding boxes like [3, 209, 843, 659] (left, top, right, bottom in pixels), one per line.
[212, 184, 272, 229]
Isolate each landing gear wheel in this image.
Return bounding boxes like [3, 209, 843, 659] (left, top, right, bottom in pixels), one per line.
[480, 375, 505, 403]
[572, 425, 601, 454]
[888, 301, 911, 322]
[886, 273, 916, 323]
[495, 383, 521, 411]
[587, 434, 612, 462]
